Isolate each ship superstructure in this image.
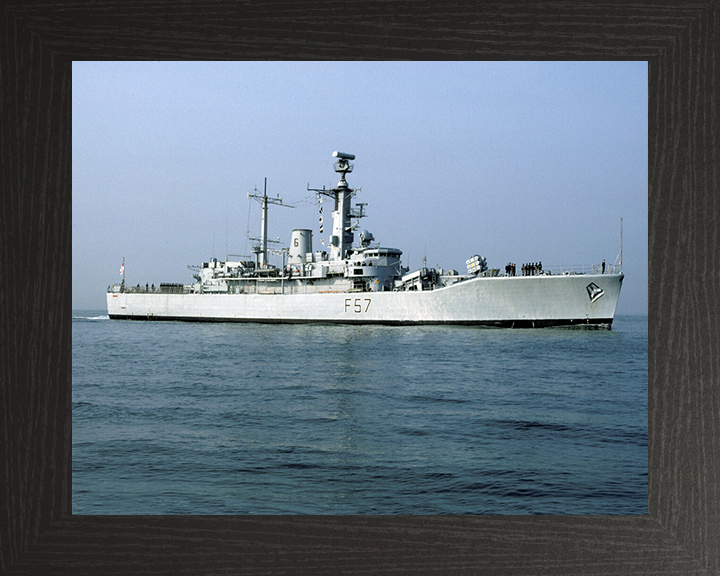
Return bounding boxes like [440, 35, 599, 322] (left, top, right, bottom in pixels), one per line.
[108, 152, 624, 327]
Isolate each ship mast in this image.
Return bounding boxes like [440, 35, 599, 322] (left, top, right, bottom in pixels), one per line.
[308, 151, 363, 260]
[248, 178, 293, 268]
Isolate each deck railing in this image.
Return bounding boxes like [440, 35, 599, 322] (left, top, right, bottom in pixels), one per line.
[503, 263, 622, 277]
[107, 283, 184, 294]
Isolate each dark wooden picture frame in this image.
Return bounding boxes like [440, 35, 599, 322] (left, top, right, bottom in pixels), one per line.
[2, 2, 717, 574]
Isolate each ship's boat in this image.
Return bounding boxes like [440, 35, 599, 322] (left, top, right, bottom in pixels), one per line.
[107, 152, 623, 328]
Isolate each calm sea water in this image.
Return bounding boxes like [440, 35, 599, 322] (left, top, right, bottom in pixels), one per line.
[72, 312, 647, 515]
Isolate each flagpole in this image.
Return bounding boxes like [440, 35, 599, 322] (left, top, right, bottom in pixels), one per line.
[620, 218, 623, 270]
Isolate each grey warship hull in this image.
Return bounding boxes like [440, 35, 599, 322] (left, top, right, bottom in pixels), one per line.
[108, 271, 623, 327]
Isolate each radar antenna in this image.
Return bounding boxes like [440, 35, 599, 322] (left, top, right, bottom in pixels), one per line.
[332, 151, 355, 186]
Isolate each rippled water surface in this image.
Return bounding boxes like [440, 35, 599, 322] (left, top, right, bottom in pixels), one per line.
[73, 313, 647, 514]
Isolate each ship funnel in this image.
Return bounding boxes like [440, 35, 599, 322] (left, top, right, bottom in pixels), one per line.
[288, 229, 313, 266]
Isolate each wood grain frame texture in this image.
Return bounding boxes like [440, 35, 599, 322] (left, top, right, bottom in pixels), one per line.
[0, 1, 717, 574]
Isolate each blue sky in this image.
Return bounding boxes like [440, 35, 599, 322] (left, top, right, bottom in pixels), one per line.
[73, 61, 647, 314]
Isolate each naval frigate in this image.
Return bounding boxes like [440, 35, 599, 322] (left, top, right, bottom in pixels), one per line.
[107, 151, 624, 327]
